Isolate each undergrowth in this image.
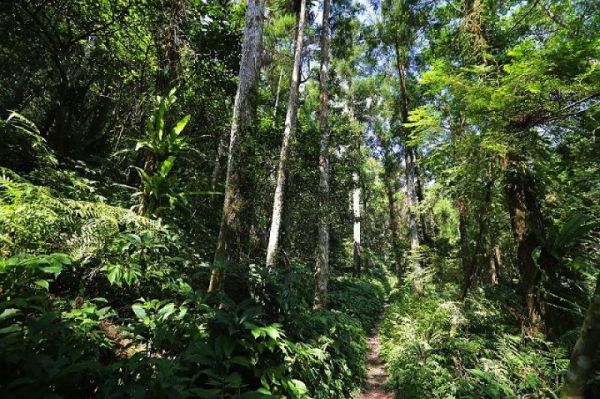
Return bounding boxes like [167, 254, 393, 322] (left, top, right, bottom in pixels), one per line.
[380, 281, 576, 399]
[0, 167, 388, 398]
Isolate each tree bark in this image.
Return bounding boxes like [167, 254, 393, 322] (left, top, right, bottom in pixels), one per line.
[489, 244, 501, 285]
[209, 0, 266, 292]
[561, 276, 600, 399]
[272, 66, 283, 126]
[265, 0, 307, 267]
[210, 130, 228, 203]
[156, 0, 186, 95]
[502, 152, 559, 335]
[394, 46, 421, 255]
[461, 177, 492, 299]
[385, 175, 403, 277]
[352, 171, 362, 276]
[314, 0, 331, 308]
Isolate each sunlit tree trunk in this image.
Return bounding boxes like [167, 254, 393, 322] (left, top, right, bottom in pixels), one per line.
[265, 0, 307, 267]
[352, 171, 362, 276]
[394, 46, 421, 256]
[404, 149, 421, 250]
[314, 0, 331, 308]
[210, 131, 228, 201]
[272, 66, 283, 126]
[209, 0, 266, 292]
[561, 277, 600, 399]
[490, 244, 502, 285]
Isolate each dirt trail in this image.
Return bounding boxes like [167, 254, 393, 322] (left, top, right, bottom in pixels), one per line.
[359, 329, 393, 399]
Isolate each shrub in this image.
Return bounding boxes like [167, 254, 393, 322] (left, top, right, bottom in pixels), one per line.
[288, 310, 367, 399]
[380, 284, 570, 399]
[328, 276, 386, 330]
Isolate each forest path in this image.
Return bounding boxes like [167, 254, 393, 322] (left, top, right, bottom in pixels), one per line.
[359, 326, 392, 399]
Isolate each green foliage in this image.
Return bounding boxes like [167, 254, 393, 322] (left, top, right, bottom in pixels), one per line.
[381, 283, 570, 399]
[0, 112, 58, 172]
[133, 89, 191, 216]
[249, 266, 385, 398]
[328, 276, 386, 330]
[288, 310, 367, 399]
[0, 168, 383, 398]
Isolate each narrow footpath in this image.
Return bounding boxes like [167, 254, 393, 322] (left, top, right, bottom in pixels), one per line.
[360, 328, 392, 399]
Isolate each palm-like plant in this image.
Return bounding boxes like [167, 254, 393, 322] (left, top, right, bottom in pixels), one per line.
[133, 89, 190, 216]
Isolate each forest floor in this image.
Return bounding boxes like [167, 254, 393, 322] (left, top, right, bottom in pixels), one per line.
[359, 326, 392, 399]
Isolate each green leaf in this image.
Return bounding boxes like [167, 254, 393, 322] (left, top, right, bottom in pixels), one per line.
[0, 308, 21, 322]
[131, 304, 147, 320]
[34, 279, 50, 290]
[0, 325, 21, 335]
[171, 114, 190, 136]
[157, 303, 176, 321]
[105, 264, 122, 286]
[159, 156, 176, 177]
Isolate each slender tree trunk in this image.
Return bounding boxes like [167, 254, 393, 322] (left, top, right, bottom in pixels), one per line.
[314, 0, 331, 308]
[395, 46, 421, 255]
[413, 149, 430, 244]
[405, 146, 421, 251]
[489, 244, 501, 285]
[385, 176, 403, 277]
[456, 196, 470, 265]
[352, 171, 362, 276]
[156, 0, 186, 95]
[265, 0, 307, 267]
[561, 276, 600, 399]
[461, 177, 492, 299]
[210, 130, 228, 201]
[272, 66, 283, 126]
[209, 0, 266, 292]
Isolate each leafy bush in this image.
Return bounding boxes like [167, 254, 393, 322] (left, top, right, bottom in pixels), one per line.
[328, 276, 386, 330]
[380, 284, 570, 399]
[288, 310, 367, 399]
[0, 159, 391, 399]
[0, 172, 311, 398]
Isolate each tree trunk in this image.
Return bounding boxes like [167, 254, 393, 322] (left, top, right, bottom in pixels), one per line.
[461, 178, 492, 299]
[395, 46, 421, 255]
[314, 0, 331, 308]
[265, 0, 307, 267]
[210, 130, 228, 204]
[272, 66, 283, 126]
[385, 176, 403, 277]
[502, 152, 557, 334]
[209, 0, 266, 292]
[352, 171, 362, 276]
[457, 196, 470, 270]
[156, 0, 186, 95]
[405, 146, 421, 251]
[489, 244, 501, 285]
[561, 276, 600, 399]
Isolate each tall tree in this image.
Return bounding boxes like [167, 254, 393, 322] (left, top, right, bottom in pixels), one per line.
[265, 0, 307, 267]
[314, 0, 331, 308]
[209, 0, 266, 292]
[352, 170, 361, 275]
[379, 0, 425, 259]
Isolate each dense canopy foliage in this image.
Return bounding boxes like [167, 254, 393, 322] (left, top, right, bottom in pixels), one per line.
[1, 0, 599, 398]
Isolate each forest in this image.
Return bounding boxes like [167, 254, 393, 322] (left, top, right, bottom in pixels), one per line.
[0, 0, 599, 398]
